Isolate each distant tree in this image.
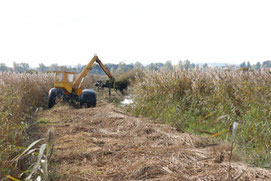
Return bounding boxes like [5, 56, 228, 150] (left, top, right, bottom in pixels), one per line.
[191, 63, 196, 69]
[89, 64, 100, 74]
[13, 62, 17, 72]
[89, 63, 125, 75]
[262, 60, 271, 68]
[37, 63, 47, 72]
[49, 64, 59, 72]
[134, 62, 144, 69]
[75, 64, 83, 73]
[116, 62, 126, 74]
[0, 63, 8, 72]
[255, 62, 261, 70]
[13, 62, 30, 73]
[163, 61, 173, 71]
[247, 61, 251, 68]
[146, 63, 164, 71]
[183, 60, 191, 70]
[178, 60, 183, 70]
[156, 63, 164, 70]
[7, 67, 14, 72]
[146, 63, 155, 71]
[202, 63, 208, 69]
[179, 60, 196, 70]
[20, 63, 30, 72]
[59, 66, 71, 71]
[24, 63, 29, 69]
[240, 62, 246, 68]
[106, 64, 118, 74]
[110, 67, 115, 74]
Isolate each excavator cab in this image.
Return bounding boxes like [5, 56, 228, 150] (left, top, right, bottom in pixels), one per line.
[54, 71, 77, 94]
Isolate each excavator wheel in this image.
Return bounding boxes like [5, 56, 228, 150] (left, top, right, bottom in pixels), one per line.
[80, 89, 96, 108]
[48, 88, 64, 108]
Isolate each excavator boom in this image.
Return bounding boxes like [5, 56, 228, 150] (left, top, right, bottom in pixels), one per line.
[96, 58, 114, 81]
[73, 56, 97, 89]
[73, 55, 114, 89]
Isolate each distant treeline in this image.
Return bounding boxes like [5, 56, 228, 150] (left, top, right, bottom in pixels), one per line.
[0, 60, 270, 74]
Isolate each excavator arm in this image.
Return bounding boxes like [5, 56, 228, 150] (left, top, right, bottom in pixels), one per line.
[73, 55, 114, 89]
[96, 58, 115, 81]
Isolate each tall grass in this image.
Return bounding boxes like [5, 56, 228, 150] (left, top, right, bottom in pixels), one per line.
[0, 72, 53, 178]
[130, 69, 271, 167]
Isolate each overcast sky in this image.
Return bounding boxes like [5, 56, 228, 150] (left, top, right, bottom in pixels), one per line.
[0, 0, 271, 67]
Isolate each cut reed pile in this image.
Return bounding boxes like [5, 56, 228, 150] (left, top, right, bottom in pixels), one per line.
[130, 69, 271, 167]
[113, 69, 144, 94]
[36, 101, 271, 180]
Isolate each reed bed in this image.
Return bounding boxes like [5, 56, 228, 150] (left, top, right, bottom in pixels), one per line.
[130, 69, 271, 167]
[0, 72, 54, 177]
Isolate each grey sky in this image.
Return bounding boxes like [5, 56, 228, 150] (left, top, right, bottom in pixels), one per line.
[1, 0, 271, 67]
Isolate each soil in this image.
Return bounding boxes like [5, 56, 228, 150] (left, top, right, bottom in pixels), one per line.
[36, 101, 271, 181]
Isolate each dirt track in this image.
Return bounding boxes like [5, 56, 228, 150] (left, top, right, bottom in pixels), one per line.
[38, 101, 271, 181]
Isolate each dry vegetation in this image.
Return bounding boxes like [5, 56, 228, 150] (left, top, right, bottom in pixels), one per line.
[1, 68, 271, 180]
[130, 68, 271, 167]
[0, 72, 100, 179]
[0, 72, 54, 177]
[32, 101, 270, 180]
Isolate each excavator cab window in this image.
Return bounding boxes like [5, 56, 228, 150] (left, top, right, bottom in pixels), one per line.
[67, 73, 74, 82]
[56, 72, 63, 82]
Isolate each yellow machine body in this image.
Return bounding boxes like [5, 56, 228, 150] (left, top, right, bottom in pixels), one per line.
[54, 71, 83, 95]
[53, 55, 114, 96]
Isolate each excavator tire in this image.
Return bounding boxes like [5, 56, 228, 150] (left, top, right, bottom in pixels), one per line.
[48, 88, 64, 108]
[80, 89, 96, 108]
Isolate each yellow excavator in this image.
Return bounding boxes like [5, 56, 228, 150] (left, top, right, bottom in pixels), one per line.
[48, 55, 114, 108]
